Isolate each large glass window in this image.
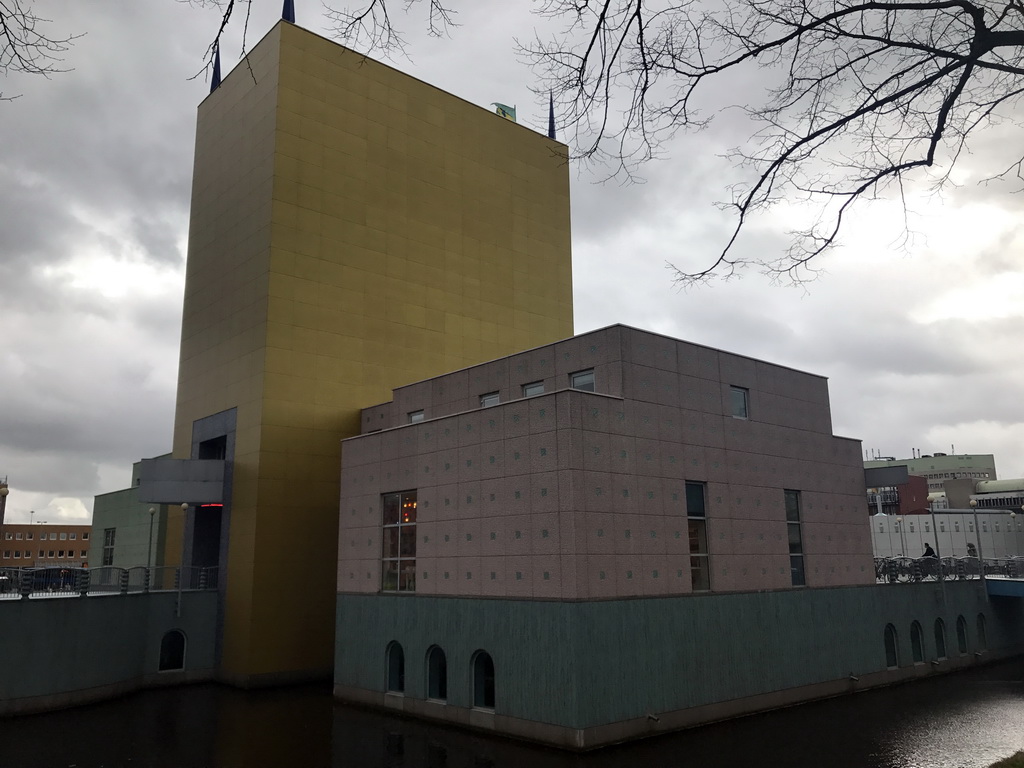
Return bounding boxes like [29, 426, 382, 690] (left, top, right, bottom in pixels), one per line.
[569, 369, 595, 392]
[473, 650, 495, 709]
[730, 386, 749, 418]
[382, 491, 417, 592]
[785, 490, 805, 586]
[102, 528, 116, 567]
[386, 641, 405, 693]
[686, 481, 709, 591]
[427, 646, 447, 701]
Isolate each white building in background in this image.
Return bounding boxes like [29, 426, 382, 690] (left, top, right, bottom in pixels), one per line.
[864, 453, 997, 493]
[872, 511, 1024, 559]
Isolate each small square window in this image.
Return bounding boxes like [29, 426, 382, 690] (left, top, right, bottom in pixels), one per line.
[26, 533, 33, 540]
[480, 392, 500, 407]
[523, 381, 545, 397]
[70, 533, 77, 540]
[730, 386, 749, 418]
[83, 532, 89, 540]
[15, 533, 22, 540]
[60, 532, 67, 541]
[48, 550, 55, 558]
[50, 533, 57, 541]
[408, 410, 425, 424]
[570, 369, 595, 392]
[13, 551, 20, 559]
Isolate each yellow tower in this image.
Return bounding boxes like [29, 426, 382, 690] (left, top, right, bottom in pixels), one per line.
[171, 20, 573, 684]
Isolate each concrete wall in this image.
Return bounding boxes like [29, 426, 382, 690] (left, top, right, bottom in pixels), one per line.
[334, 582, 1024, 749]
[0, 591, 218, 715]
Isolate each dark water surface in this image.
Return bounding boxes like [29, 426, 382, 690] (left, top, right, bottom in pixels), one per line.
[2, 660, 1023, 768]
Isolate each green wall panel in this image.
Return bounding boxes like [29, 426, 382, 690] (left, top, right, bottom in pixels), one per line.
[337, 582, 1023, 731]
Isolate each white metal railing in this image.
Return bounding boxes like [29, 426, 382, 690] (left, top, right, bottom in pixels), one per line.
[0, 565, 218, 599]
[874, 556, 1024, 583]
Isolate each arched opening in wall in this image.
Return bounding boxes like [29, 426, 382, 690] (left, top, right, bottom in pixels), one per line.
[977, 613, 988, 653]
[159, 630, 186, 671]
[472, 650, 495, 710]
[934, 618, 947, 660]
[426, 646, 447, 701]
[386, 641, 405, 693]
[910, 621, 925, 664]
[884, 624, 899, 669]
[956, 615, 969, 655]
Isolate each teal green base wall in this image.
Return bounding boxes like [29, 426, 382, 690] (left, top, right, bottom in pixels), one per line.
[0, 592, 218, 715]
[335, 583, 1024, 747]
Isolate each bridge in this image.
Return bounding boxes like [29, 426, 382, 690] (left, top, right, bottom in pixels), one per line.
[874, 556, 1024, 597]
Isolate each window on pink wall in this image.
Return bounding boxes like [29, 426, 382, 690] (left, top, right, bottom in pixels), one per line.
[382, 491, 417, 592]
[686, 481, 710, 591]
[785, 490, 805, 586]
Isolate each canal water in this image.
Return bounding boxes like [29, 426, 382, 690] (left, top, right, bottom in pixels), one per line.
[2, 659, 1023, 768]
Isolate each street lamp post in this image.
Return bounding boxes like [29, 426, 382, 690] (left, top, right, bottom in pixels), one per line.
[969, 499, 985, 589]
[147, 507, 156, 569]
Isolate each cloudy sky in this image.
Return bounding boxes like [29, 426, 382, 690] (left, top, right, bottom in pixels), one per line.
[2, 1, 1023, 524]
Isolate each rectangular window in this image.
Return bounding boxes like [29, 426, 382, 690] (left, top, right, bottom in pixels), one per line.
[70, 533, 77, 540]
[730, 386, 749, 419]
[15, 533, 22, 540]
[1, 551, 8, 559]
[81, 550, 87, 558]
[569, 369, 595, 392]
[408, 410, 424, 424]
[382, 491, 417, 592]
[47, 550, 55, 559]
[58, 550, 65, 558]
[49, 533, 57, 541]
[522, 381, 545, 397]
[480, 392, 500, 407]
[685, 481, 710, 591]
[38, 550, 44, 558]
[83, 532, 89, 540]
[59, 532, 67, 541]
[102, 528, 116, 567]
[13, 551, 20, 559]
[3, 533, 10, 540]
[26, 533, 33, 540]
[785, 489, 805, 586]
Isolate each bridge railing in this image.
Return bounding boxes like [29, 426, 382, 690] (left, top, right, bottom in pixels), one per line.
[874, 556, 1024, 583]
[0, 565, 219, 600]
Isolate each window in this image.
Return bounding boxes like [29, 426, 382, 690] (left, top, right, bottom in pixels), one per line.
[569, 369, 595, 392]
[47, 550, 55, 559]
[70, 533, 77, 540]
[382, 491, 417, 592]
[59, 532, 67, 540]
[473, 651, 495, 709]
[58, 550, 65, 558]
[686, 481, 710, 591]
[102, 528, 116, 567]
[15, 533, 22, 540]
[83, 532, 89, 540]
[408, 410, 424, 424]
[884, 624, 899, 668]
[480, 392, 500, 407]
[13, 551, 20, 559]
[911, 621, 924, 664]
[38, 550, 43, 558]
[785, 490, 805, 586]
[730, 386, 749, 418]
[522, 381, 544, 397]
[1, 551, 8, 559]
[956, 615, 968, 655]
[427, 646, 447, 701]
[934, 619, 947, 660]
[80, 550, 87, 558]
[977, 614, 987, 652]
[26, 533, 33, 540]
[49, 533, 57, 541]
[3, 533, 10, 540]
[159, 630, 186, 671]
[386, 642, 405, 693]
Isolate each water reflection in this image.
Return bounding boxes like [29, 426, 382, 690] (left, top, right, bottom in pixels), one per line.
[1, 660, 1022, 768]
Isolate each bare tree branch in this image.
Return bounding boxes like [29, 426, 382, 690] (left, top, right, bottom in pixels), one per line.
[0, 0, 80, 100]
